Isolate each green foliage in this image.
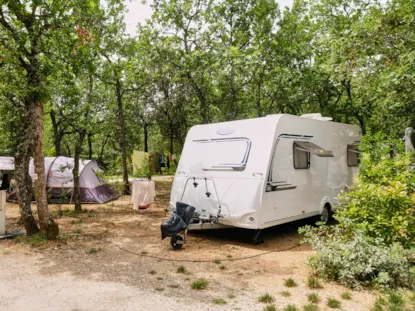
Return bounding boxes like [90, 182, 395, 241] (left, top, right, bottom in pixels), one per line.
[307, 293, 320, 304]
[300, 138, 415, 289]
[212, 298, 227, 305]
[263, 305, 277, 311]
[326, 297, 341, 309]
[300, 225, 415, 289]
[191, 278, 208, 290]
[371, 291, 410, 311]
[284, 305, 299, 311]
[284, 278, 298, 288]
[307, 277, 322, 289]
[177, 265, 186, 273]
[341, 291, 352, 300]
[87, 248, 100, 254]
[258, 293, 275, 303]
[280, 291, 291, 297]
[303, 304, 318, 311]
[335, 136, 415, 248]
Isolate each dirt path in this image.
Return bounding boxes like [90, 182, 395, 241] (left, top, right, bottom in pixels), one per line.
[0, 180, 376, 310]
[0, 253, 216, 311]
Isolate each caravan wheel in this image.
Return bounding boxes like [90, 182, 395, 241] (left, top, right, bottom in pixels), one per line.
[170, 235, 184, 250]
[320, 205, 331, 224]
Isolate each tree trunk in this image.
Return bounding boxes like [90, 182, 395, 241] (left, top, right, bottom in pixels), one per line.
[115, 79, 129, 195]
[32, 101, 59, 239]
[88, 133, 93, 159]
[170, 123, 174, 154]
[73, 132, 86, 212]
[50, 109, 62, 156]
[14, 138, 39, 236]
[144, 122, 149, 153]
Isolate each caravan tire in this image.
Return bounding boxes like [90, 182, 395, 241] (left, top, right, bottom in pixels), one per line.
[170, 235, 184, 250]
[320, 205, 331, 224]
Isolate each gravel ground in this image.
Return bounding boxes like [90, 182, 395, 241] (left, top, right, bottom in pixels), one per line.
[0, 254, 231, 311]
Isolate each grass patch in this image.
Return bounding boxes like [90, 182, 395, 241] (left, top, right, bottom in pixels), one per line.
[228, 294, 236, 299]
[327, 298, 341, 309]
[284, 304, 299, 311]
[212, 298, 227, 305]
[213, 258, 221, 264]
[177, 265, 186, 273]
[17, 233, 48, 248]
[191, 278, 208, 290]
[168, 284, 180, 289]
[149, 270, 157, 275]
[263, 305, 277, 311]
[307, 293, 320, 304]
[280, 291, 291, 297]
[219, 265, 226, 270]
[307, 277, 322, 289]
[258, 293, 275, 304]
[227, 254, 232, 258]
[72, 229, 82, 234]
[87, 248, 100, 254]
[303, 303, 318, 311]
[284, 278, 298, 288]
[155, 287, 164, 291]
[141, 251, 148, 255]
[341, 291, 352, 300]
[156, 277, 163, 281]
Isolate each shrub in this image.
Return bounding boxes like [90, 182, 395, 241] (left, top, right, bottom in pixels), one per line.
[307, 293, 320, 304]
[263, 305, 277, 311]
[258, 293, 275, 303]
[299, 225, 415, 289]
[303, 304, 318, 311]
[326, 298, 341, 309]
[341, 291, 352, 300]
[335, 136, 415, 248]
[284, 305, 299, 311]
[191, 278, 208, 290]
[177, 265, 186, 273]
[307, 277, 322, 289]
[371, 291, 408, 311]
[284, 278, 298, 288]
[280, 291, 291, 297]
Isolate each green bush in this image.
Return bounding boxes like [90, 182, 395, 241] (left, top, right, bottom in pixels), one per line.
[335, 135, 415, 248]
[299, 225, 415, 289]
[299, 136, 415, 289]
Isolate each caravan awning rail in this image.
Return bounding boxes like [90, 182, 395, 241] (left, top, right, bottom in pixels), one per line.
[294, 141, 334, 157]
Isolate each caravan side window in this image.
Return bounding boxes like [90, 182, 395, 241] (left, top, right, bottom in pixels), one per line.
[347, 145, 360, 167]
[293, 142, 310, 169]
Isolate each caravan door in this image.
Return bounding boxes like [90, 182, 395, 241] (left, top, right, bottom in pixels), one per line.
[262, 137, 303, 226]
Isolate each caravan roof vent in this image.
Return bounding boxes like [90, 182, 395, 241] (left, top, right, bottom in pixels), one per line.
[300, 113, 333, 121]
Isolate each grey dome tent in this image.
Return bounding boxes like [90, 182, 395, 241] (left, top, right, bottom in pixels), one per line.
[10, 157, 118, 204]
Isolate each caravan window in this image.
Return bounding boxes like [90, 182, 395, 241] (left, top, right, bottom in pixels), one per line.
[347, 144, 360, 167]
[194, 138, 251, 170]
[293, 142, 310, 169]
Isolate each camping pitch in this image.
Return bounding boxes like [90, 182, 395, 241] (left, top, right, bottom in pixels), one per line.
[10, 157, 118, 204]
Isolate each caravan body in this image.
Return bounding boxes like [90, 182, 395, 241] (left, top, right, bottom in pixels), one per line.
[170, 114, 361, 230]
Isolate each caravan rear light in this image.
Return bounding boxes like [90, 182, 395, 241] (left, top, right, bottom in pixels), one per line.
[248, 217, 255, 222]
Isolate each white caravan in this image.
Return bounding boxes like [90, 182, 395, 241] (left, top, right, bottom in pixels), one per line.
[169, 114, 361, 236]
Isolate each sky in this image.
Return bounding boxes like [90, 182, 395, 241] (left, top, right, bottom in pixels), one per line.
[124, 0, 294, 36]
